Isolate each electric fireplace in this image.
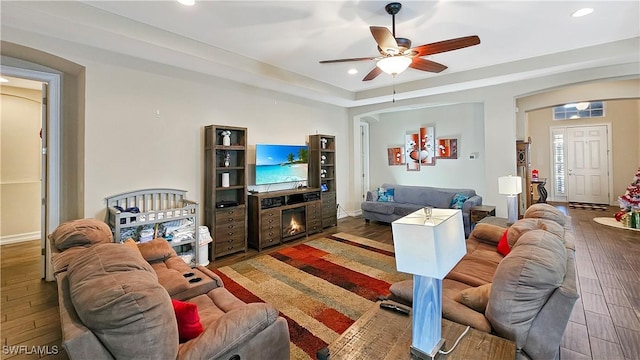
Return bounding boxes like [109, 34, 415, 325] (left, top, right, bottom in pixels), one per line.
[282, 206, 306, 240]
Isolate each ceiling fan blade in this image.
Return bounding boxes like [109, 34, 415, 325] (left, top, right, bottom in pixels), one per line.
[412, 35, 480, 57]
[370, 26, 399, 54]
[362, 67, 383, 81]
[410, 58, 448, 73]
[319, 56, 378, 64]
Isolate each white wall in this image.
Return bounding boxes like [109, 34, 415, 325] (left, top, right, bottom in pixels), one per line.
[83, 60, 349, 220]
[367, 103, 486, 193]
[350, 65, 639, 218]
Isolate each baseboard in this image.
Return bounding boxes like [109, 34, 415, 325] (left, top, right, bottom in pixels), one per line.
[338, 209, 362, 218]
[0, 231, 40, 245]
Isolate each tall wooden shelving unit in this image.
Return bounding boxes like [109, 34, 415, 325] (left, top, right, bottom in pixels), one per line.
[204, 125, 247, 259]
[516, 139, 531, 218]
[308, 134, 337, 228]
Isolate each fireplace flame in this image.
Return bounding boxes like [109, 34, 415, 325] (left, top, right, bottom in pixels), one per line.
[289, 217, 301, 235]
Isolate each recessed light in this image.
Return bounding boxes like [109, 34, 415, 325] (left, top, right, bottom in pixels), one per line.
[572, 8, 593, 17]
[177, 0, 195, 6]
[348, 69, 358, 75]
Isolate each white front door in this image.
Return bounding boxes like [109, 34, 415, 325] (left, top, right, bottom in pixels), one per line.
[567, 125, 609, 204]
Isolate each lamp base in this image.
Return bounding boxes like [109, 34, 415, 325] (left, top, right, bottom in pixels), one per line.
[410, 339, 445, 359]
[506, 195, 518, 226]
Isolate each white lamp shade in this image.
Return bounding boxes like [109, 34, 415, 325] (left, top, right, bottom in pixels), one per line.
[498, 175, 522, 195]
[377, 56, 412, 75]
[391, 209, 466, 279]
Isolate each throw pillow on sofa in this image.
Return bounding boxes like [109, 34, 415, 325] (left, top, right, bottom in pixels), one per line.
[454, 283, 492, 313]
[497, 229, 511, 256]
[377, 187, 395, 202]
[172, 299, 204, 342]
[450, 194, 468, 209]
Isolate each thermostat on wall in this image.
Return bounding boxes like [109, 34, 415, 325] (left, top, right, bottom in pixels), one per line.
[469, 152, 479, 160]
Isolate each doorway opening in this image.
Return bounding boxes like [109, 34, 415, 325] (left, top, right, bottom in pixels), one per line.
[0, 65, 61, 281]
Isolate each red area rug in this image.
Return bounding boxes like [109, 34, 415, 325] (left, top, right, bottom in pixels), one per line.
[213, 232, 410, 360]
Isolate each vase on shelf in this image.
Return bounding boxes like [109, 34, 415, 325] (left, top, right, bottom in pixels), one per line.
[223, 152, 230, 167]
[221, 130, 231, 146]
[221, 172, 230, 188]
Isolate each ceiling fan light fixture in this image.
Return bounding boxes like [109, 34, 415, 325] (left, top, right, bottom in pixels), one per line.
[575, 102, 590, 110]
[377, 56, 411, 75]
[572, 8, 593, 17]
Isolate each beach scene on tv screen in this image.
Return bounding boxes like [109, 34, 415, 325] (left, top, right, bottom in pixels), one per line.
[255, 144, 308, 185]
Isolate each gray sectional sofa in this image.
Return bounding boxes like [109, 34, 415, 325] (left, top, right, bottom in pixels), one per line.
[361, 183, 482, 237]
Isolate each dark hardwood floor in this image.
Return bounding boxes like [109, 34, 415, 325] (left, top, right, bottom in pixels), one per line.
[1, 205, 638, 359]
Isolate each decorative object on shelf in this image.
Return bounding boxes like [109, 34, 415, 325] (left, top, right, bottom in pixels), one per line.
[392, 208, 466, 360]
[321, 155, 326, 165]
[221, 130, 231, 146]
[320, 169, 327, 178]
[498, 175, 523, 225]
[320, 137, 328, 149]
[615, 167, 640, 228]
[222, 172, 230, 188]
[223, 151, 230, 167]
[436, 138, 458, 159]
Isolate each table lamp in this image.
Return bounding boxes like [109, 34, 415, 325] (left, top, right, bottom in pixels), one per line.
[498, 175, 522, 225]
[391, 208, 467, 359]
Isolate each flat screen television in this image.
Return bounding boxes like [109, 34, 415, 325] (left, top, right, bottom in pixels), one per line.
[255, 144, 308, 185]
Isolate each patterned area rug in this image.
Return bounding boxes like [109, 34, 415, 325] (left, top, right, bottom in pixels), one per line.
[569, 202, 609, 211]
[213, 232, 411, 360]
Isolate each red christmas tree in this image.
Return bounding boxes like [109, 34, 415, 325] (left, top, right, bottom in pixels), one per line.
[615, 167, 640, 221]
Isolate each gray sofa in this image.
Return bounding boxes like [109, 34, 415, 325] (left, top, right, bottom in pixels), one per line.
[389, 203, 578, 360]
[361, 183, 482, 237]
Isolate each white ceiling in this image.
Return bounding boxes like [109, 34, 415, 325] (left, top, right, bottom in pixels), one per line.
[1, 1, 639, 107]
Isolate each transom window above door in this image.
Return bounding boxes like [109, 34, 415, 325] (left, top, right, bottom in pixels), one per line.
[553, 101, 604, 120]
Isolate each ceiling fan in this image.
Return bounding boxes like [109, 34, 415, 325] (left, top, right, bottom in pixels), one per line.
[319, 2, 481, 81]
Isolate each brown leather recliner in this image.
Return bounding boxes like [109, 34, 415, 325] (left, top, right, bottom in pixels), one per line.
[51, 219, 290, 360]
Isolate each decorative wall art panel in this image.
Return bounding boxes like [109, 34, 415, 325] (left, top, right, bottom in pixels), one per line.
[420, 126, 435, 166]
[437, 138, 458, 159]
[405, 133, 420, 171]
[387, 146, 405, 166]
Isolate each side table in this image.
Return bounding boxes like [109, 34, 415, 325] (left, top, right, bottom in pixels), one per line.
[324, 301, 515, 359]
[470, 205, 496, 227]
[530, 178, 548, 203]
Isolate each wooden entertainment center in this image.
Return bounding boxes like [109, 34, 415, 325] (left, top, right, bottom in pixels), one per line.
[204, 125, 338, 257]
[248, 188, 323, 251]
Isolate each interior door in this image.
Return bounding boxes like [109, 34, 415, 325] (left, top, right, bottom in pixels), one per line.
[567, 125, 609, 204]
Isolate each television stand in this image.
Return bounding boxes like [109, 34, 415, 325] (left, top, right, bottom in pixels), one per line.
[248, 188, 322, 251]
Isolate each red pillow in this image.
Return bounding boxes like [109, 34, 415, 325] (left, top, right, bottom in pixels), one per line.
[497, 229, 511, 256]
[171, 299, 204, 342]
